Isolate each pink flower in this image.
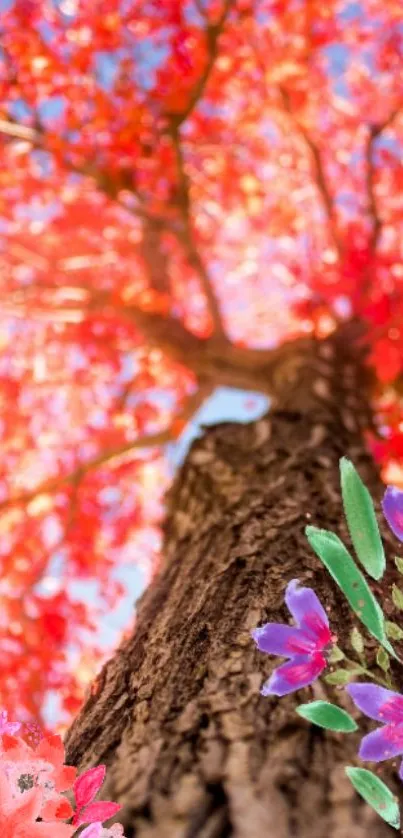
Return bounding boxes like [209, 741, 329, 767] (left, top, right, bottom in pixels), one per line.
[0, 767, 75, 837]
[252, 579, 334, 696]
[0, 733, 75, 821]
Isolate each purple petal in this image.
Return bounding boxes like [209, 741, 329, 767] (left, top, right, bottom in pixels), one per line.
[399, 759, 403, 782]
[79, 826, 102, 838]
[382, 486, 403, 542]
[285, 579, 331, 646]
[261, 653, 326, 696]
[347, 683, 403, 724]
[358, 725, 403, 762]
[251, 623, 317, 656]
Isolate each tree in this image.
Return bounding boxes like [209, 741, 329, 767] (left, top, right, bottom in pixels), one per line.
[65, 327, 401, 838]
[1, 0, 403, 830]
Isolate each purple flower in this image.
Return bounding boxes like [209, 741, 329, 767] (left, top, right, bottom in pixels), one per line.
[251, 579, 334, 696]
[347, 683, 403, 780]
[382, 486, 403, 542]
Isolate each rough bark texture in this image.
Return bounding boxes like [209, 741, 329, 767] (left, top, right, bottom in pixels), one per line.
[65, 327, 403, 838]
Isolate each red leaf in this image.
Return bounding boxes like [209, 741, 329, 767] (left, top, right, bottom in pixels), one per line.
[371, 339, 402, 383]
[77, 801, 122, 826]
[74, 764, 106, 810]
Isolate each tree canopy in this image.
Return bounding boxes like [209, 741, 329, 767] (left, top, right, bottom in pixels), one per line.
[0, 0, 402, 731]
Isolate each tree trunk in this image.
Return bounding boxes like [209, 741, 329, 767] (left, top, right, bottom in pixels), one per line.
[65, 327, 402, 838]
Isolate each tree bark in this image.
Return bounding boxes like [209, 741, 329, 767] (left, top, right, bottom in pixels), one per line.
[65, 326, 402, 838]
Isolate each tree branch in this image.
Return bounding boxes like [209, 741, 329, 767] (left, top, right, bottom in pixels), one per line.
[171, 0, 234, 129]
[169, 125, 227, 340]
[0, 118, 166, 230]
[365, 109, 401, 256]
[0, 5, 233, 326]
[194, 0, 208, 18]
[124, 302, 316, 393]
[159, 0, 234, 339]
[0, 118, 40, 143]
[0, 431, 170, 511]
[5, 264, 313, 399]
[279, 87, 343, 259]
[138, 216, 173, 296]
[365, 126, 383, 257]
[0, 435, 163, 511]
[0, 383, 213, 511]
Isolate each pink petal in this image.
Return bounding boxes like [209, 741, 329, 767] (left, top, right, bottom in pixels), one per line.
[261, 652, 326, 696]
[285, 580, 330, 648]
[251, 623, 317, 656]
[56, 764, 77, 792]
[79, 824, 103, 838]
[36, 734, 65, 766]
[77, 800, 122, 826]
[359, 725, 403, 762]
[348, 682, 403, 724]
[74, 764, 106, 809]
[19, 823, 76, 838]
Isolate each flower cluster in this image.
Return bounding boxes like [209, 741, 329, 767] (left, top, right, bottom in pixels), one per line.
[0, 718, 124, 837]
[252, 476, 403, 829]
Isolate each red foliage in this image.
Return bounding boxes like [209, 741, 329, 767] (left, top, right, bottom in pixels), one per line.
[0, 0, 402, 728]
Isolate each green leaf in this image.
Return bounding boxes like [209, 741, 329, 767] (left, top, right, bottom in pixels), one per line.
[305, 526, 398, 660]
[376, 647, 390, 672]
[324, 669, 362, 686]
[394, 556, 403, 575]
[345, 767, 400, 829]
[392, 584, 403, 611]
[350, 627, 364, 656]
[385, 620, 403, 641]
[340, 457, 386, 581]
[296, 700, 357, 732]
[328, 645, 345, 663]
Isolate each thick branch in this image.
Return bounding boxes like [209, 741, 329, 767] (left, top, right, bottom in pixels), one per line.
[123, 303, 317, 392]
